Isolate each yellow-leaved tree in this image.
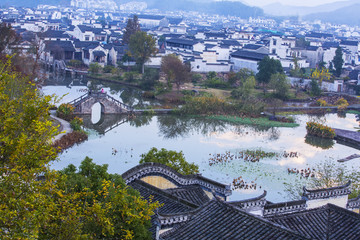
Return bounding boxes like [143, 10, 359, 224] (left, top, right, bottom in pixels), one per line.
[0, 58, 161, 239]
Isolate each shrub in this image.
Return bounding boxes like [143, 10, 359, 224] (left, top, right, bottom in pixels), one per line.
[142, 91, 155, 98]
[56, 103, 75, 121]
[316, 99, 328, 106]
[52, 131, 88, 152]
[70, 116, 84, 131]
[306, 121, 335, 139]
[89, 62, 102, 74]
[103, 65, 115, 73]
[335, 97, 349, 111]
[68, 59, 83, 68]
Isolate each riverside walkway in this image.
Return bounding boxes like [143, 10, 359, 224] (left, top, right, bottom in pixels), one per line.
[333, 128, 360, 150]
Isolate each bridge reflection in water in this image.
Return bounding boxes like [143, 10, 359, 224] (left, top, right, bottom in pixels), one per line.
[81, 114, 129, 135]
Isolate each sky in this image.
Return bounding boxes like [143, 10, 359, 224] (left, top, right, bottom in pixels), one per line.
[241, 0, 349, 7]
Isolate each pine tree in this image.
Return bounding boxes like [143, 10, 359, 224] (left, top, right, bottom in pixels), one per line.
[332, 47, 344, 77]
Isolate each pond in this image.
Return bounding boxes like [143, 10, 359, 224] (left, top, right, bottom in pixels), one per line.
[43, 75, 360, 202]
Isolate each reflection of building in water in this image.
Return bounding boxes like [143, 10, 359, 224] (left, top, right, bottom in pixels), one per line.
[123, 163, 360, 239]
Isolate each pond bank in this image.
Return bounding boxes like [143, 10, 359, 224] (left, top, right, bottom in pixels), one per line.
[334, 128, 360, 150]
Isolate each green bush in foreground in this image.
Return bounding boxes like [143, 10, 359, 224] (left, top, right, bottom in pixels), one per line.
[140, 147, 199, 175]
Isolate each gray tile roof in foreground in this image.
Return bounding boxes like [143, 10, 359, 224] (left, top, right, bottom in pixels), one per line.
[160, 197, 309, 240]
[267, 203, 360, 240]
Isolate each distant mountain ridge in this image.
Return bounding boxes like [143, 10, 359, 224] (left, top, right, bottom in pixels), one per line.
[0, 0, 263, 18]
[0, 0, 71, 7]
[263, 0, 356, 16]
[304, 3, 360, 26]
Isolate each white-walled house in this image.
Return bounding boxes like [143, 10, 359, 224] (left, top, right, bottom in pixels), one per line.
[230, 50, 269, 73]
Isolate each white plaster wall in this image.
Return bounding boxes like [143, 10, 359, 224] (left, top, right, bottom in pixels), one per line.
[306, 195, 348, 209]
[231, 57, 258, 73]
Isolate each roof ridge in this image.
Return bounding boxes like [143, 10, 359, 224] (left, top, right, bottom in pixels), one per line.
[132, 179, 199, 209]
[213, 196, 311, 239]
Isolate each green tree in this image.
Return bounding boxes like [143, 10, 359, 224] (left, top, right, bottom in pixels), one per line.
[161, 54, 190, 91]
[332, 47, 344, 77]
[0, 57, 59, 239]
[54, 157, 161, 240]
[123, 15, 141, 44]
[0, 58, 161, 240]
[256, 56, 283, 93]
[269, 73, 290, 100]
[310, 78, 321, 96]
[140, 147, 199, 175]
[129, 31, 157, 74]
[231, 76, 256, 100]
[228, 68, 254, 86]
[89, 62, 102, 74]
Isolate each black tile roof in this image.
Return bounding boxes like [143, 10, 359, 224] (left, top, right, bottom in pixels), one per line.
[306, 46, 320, 51]
[122, 163, 231, 198]
[322, 42, 339, 49]
[267, 204, 360, 240]
[221, 40, 241, 46]
[39, 30, 68, 39]
[306, 32, 333, 39]
[166, 38, 198, 46]
[231, 50, 268, 61]
[243, 44, 263, 50]
[205, 32, 227, 38]
[44, 40, 75, 52]
[129, 180, 197, 214]
[93, 50, 106, 57]
[340, 40, 359, 46]
[160, 198, 309, 240]
[73, 41, 99, 49]
[164, 185, 210, 206]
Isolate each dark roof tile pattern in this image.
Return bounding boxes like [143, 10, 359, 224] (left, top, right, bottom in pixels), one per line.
[340, 40, 359, 46]
[44, 40, 75, 52]
[267, 203, 360, 240]
[160, 198, 309, 240]
[165, 185, 210, 206]
[231, 49, 268, 61]
[129, 180, 197, 214]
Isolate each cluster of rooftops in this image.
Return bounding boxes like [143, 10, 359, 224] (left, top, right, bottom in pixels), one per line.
[122, 162, 360, 240]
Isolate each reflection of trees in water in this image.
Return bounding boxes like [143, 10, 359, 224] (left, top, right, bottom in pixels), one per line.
[304, 134, 334, 150]
[157, 116, 228, 139]
[233, 124, 280, 140]
[128, 115, 152, 127]
[156, 115, 281, 140]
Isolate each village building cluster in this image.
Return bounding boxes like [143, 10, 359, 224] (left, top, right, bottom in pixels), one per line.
[2, 3, 360, 93]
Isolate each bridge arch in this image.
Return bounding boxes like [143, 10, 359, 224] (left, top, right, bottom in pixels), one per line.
[69, 92, 133, 114]
[91, 102, 105, 125]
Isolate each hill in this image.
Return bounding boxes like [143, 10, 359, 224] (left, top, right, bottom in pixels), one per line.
[263, 0, 356, 16]
[304, 3, 360, 26]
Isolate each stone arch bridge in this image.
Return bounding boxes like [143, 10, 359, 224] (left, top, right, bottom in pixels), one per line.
[69, 92, 133, 114]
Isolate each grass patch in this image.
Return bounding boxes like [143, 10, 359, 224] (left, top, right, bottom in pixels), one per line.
[277, 111, 306, 115]
[347, 110, 360, 115]
[206, 115, 299, 128]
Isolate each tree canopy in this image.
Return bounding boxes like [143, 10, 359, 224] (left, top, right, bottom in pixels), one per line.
[123, 15, 140, 44]
[256, 56, 283, 91]
[140, 147, 199, 175]
[269, 73, 290, 100]
[161, 54, 190, 90]
[129, 31, 157, 74]
[0, 58, 161, 239]
[332, 47, 344, 77]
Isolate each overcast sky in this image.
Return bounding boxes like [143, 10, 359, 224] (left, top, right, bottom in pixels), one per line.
[241, 0, 349, 7]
